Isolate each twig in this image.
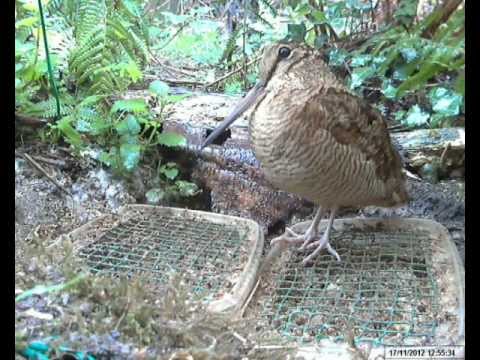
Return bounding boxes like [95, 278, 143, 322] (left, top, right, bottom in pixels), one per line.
[15, 113, 49, 128]
[144, 74, 205, 87]
[161, 62, 198, 76]
[440, 142, 451, 167]
[205, 56, 261, 89]
[20, 152, 71, 197]
[239, 278, 260, 318]
[156, 77, 206, 87]
[31, 155, 67, 168]
[404, 169, 422, 181]
[114, 299, 131, 331]
[231, 330, 248, 345]
[388, 124, 408, 133]
[149, 61, 199, 79]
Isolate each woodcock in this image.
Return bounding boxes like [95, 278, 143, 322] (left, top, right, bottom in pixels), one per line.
[202, 41, 409, 265]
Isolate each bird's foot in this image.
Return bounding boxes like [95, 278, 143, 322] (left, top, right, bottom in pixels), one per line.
[271, 222, 320, 246]
[302, 233, 341, 265]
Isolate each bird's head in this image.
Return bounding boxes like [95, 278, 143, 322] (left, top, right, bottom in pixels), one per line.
[201, 42, 317, 149]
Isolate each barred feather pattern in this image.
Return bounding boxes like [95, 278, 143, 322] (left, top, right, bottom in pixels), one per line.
[249, 43, 409, 208]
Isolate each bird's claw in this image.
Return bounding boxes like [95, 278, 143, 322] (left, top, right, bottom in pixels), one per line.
[270, 227, 305, 247]
[270, 224, 341, 265]
[302, 237, 341, 265]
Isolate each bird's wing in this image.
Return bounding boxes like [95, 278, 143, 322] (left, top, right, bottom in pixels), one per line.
[302, 86, 406, 184]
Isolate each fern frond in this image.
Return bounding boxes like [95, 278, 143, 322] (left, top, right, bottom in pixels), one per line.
[219, 25, 242, 64]
[75, 0, 107, 45]
[22, 97, 74, 119]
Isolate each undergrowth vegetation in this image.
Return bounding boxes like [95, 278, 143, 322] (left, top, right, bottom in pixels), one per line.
[15, 0, 464, 183]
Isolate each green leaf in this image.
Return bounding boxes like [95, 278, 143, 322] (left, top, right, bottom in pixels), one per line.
[15, 274, 87, 302]
[22, 2, 39, 12]
[293, 3, 311, 17]
[118, 61, 143, 82]
[350, 67, 375, 89]
[287, 23, 306, 42]
[402, 105, 430, 128]
[224, 81, 243, 95]
[115, 115, 141, 136]
[57, 117, 83, 148]
[372, 55, 387, 65]
[396, 63, 442, 97]
[350, 54, 372, 67]
[99, 151, 114, 167]
[175, 180, 201, 197]
[382, 81, 398, 99]
[394, 110, 407, 122]
[15, 16, 38, 28]
[159, 162, 179, 180]
[455, 71, 465, 96]
[111, 99, 148, 114]
[78, 112, 110, 136]
[120, 143, 141, 171]
[329, 48, 348, 66]
[149, 80, 170, 98]
[400, 47, 418, 63]
[428, 87, 462, 116]
[157, 132, 186, 147]
[312, 10, 327, 23]
[23, 63, 45, 82]
[78, 95, 106, 107]
[145, 188, 166, 204]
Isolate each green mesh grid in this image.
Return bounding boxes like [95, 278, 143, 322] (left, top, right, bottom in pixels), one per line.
[263, 228, 439, 346]
[78, 213, 248, 296]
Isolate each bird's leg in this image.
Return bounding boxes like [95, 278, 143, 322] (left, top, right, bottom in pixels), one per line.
[303, 206, 341, 265]
[298, 207, 324, 250]
[270, 207, 323, 247]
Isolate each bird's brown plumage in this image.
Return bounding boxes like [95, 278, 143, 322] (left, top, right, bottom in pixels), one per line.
[202, 41, 409, 263]
[248, 42, 408, 208]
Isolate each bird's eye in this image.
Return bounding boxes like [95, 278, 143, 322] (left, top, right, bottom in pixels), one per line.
[278, 47, 291, 58]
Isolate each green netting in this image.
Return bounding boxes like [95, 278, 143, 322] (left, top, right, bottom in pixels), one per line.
[263, 228, 439, 346]
[78, 212, 248, 296]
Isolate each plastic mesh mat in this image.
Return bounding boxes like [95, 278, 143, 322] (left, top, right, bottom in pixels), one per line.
[78, 212, 249, 296]
[263, 227, 439, 346]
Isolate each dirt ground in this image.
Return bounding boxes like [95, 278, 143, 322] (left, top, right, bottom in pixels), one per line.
[15, 144, 291, 359]
[15, 142, 464, 359]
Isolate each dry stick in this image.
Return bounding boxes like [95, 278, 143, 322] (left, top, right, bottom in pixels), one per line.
[31, 155, 67, 168]
[15, 113, 49, 128]
[440, 142, 451, 168]
[20, 152, 71, 197]
[205, 56, 261, 89]
[114, 299, 131, 331]
[156, 77, 206, 87]
[239, 277, 261, 318]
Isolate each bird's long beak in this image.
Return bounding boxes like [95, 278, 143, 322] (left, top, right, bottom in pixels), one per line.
[201, 82, 265, 149]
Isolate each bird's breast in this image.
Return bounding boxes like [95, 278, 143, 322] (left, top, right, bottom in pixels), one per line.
[248, 86, 387, 207]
